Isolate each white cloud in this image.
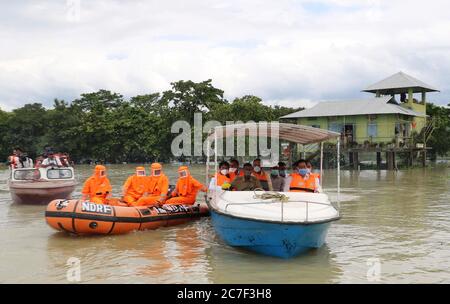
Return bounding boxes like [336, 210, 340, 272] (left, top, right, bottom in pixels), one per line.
[0, 0, 449, 111]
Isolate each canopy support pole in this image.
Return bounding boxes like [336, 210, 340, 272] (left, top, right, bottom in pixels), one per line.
[320, 142, 324, 188]
[206, 137, 210, 202]
[337, 137, 341, 209]
[214, 129, 218, 202]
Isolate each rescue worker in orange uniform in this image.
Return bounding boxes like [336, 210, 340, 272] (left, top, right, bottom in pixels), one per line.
[288, 160, 319, 193]
[215, 161, 231, 187]
[228, 159, 244, 181]
[165, 166, 207, 206]
[136, 163, 169, 207]
[81, 165, 113, 204]
[122, 166, 148, 206]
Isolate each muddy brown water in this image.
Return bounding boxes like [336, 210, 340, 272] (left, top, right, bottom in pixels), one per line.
[0, 164, 449, 283]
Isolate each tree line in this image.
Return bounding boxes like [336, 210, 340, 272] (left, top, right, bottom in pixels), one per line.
[0, 80, 301, 164]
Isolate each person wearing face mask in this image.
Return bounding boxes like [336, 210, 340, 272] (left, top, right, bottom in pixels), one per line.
[270, 166, 285, 192]
[230, 163, 262, 191]
[228, 159, 244, 181]
[288, 159, 318, 193]
[81, 165, 113, 204]
[121, 166, 148, 206]
[306, 160, 321, 181]
[164, 166, 207, 206]
[252, 158, 272, 191]
[214, 161, 231, 187]
[136, 163, 170, 207]
[278, 162, 288, 178]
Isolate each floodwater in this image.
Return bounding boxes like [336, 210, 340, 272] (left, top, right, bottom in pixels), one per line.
[0, 164, 449, 283]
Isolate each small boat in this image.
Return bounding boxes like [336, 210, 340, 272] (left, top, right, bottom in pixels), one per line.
[45, 199, 209, 235]
[8, 167, 77, 205]
[205, 123, 342, 258]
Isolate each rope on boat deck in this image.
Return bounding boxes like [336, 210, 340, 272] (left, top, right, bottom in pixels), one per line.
[252, 189, 290, 203]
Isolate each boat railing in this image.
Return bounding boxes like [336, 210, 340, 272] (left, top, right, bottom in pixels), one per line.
[222, 195, 337, 223]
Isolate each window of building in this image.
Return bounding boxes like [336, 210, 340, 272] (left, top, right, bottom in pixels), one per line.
[311, 125, 321, 129]
[368, 123, 377, 137]
[329, 123, 343, 133]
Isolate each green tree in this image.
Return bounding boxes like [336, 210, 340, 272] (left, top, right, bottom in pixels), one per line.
[427, 103, 450, 157]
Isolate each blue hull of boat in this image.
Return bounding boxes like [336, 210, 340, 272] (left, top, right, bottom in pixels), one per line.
[210, 210, 332, 258]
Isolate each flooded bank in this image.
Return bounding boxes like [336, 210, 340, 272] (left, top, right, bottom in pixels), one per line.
[0, 165, 449, 283]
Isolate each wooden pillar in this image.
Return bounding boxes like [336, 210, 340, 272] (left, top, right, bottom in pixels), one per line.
[392, 151, 397, 170]
[353, 152, 359, 170]
[376, 152, 382, 170]
[386, 151, 394, 171]
[422, 149, 426, 167]
[349, 152, 354, 169]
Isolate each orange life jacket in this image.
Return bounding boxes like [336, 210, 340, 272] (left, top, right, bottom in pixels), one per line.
[146, 174, 169, 197]
[9, 155, 18, 169]
[289, 173, 317, 193]
[229, 170, 244, 181]
[215, 173, 231, 186]
[253, 171, 268, 182]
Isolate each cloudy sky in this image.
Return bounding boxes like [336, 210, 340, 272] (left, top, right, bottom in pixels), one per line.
[1, 0, 449, 111]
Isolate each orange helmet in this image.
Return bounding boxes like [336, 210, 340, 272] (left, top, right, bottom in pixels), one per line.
[136, 166, 146, 176]
[151, 163, 162, 176]
[178, 166, 189, 178]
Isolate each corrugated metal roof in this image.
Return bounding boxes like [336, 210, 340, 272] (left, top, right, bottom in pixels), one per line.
[207, 123, 340, 145]
[363, 71, 439, 93]
[281, 96, 426, 119]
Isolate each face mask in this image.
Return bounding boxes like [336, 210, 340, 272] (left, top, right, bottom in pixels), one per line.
[153, 170, 161, 176]
[279, 170, 286, 177]
[229, 168, 237, 173]
[271, 170, 279, 176]
[220, 169, 228, 175]
[254, 166, 261, 173]
[298, 169, 308, 176]
[307, 168, 312, 174]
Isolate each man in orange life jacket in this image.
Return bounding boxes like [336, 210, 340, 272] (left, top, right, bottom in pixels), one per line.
[136, 163, 169, 207]
[306, 160, 321, 185]
[165, 166, 207, 206]
[228, 159, 244, 182]
[215, 161, 231, 187]
[81, 165, 113, 204]
[289, 159, 319, 193]
[7, 148, 21, 169]
[122, 166, 148, 206]
[252, 158, 271, 191]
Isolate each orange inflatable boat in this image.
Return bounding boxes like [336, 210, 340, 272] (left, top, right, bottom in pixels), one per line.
[45, 199, 209, 235]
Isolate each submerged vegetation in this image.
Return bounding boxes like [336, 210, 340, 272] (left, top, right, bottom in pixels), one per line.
[0, 80, 301, 163]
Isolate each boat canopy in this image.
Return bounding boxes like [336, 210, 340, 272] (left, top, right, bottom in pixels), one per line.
[207, 123, 340, 145]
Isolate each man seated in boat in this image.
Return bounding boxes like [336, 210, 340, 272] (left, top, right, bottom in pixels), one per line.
[306, 160, 321, 183]
[286, 159, 319, 193]
[58, 152, 71, 167]
[164, 166, 207, 206]
[122, 166, 148, 206]
[228, 159, 244, 181]
[136, 163, 169, 207]
[40, 151, 63, 168]
[81, 165, 113, 204]
[269, 166, 285, 192]
[252, 158, 272, 191]
[278, 161, 288, 179]
[215, 161, 231, 186]
[229, 163, 262, 191]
